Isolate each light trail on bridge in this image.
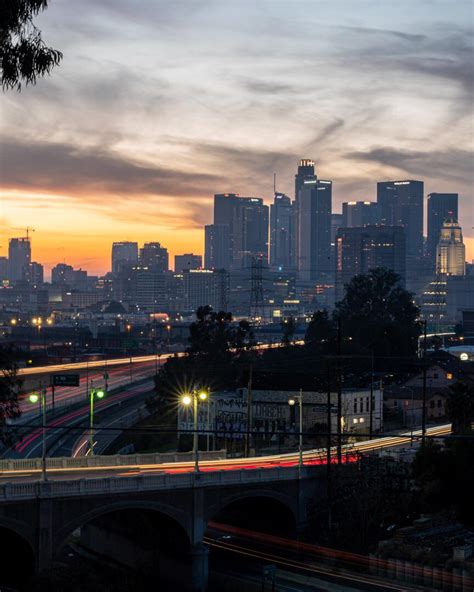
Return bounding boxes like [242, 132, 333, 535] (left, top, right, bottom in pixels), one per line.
[17, 341, 297, 376]
[0, 424, 451, 482]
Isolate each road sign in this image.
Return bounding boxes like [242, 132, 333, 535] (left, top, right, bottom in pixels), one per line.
[52, 374, 80, 387]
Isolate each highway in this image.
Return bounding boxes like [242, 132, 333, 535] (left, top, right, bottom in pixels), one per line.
[17, 341, 294, 377]
[0, 423, 451, 483]
[7, 381, 154, 459]
[18, 359, 159, 414]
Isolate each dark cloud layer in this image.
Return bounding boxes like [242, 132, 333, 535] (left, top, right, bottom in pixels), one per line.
[0, 138, 224, 199]
[347, 147, 474, 183]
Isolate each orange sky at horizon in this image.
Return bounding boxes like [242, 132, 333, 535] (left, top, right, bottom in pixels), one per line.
[1, 1, 473, 277]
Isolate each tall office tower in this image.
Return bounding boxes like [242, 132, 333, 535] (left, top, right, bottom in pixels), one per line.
[183, 269, 229, 312]
[335, 226, 406, 301]
[427, 193, 458, 263]
[174, 253, 202, 273]
[8, 237, 31, 283]
[331, 214, 343, 243]
[436, 219, 465, 276]
[29, 262, 44, 286]
[204, 224, 230, 269]
[270, 192, 295, 270]
[297, 175, 332, 282]
[233, 197, 269, 269]
[342, 201, 379, 227]
[139, 242, 169, 271]
[111, 241, 138, 273]
[0, 256, 8, 282]
[294, 159, 316, 203]
[213, 193, 240, 269]
[209, 193, 268, 269]
[376, 180, 423, 272]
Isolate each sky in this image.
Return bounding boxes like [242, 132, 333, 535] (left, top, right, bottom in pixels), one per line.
[1, 0, 473, 275]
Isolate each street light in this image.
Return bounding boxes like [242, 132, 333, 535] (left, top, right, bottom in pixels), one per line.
[181, 389, 208, 473]
[89, 386, 105, 456]
[288, 388, 303, 476]
[29, 387, 47, 481]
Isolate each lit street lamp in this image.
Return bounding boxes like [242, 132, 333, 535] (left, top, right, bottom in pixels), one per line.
[288, 388, 303, 476]
[181, 389, 208, 473]
[89, 385, 105, 455]
[29, 387, 47, 481]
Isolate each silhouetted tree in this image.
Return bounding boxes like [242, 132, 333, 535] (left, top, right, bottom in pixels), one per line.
[335, 268, 420, 358]
[1, 0, 62, 90]
[0, 347, 22, 444]
[446, 381, 474, 434]
[412, 381, 474, 524]
[305, 310, 334, 350]
[281, 316, 296, 346]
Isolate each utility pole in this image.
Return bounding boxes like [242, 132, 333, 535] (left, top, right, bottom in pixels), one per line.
[369, 349, 374, 440]
[245, 363, 253, 457]
[326, 361, 332, 529]
[336, 318, 342, 464]
[422, 320, 427, 441]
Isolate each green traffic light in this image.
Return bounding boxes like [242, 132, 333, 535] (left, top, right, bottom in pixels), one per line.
[29, 393, 39, 404]
[96, 390, 105, 399]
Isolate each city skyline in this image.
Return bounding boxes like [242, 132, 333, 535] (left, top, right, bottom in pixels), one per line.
[1, 0, 473, 274]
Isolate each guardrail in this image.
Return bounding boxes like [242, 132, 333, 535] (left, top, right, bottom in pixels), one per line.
[0, 465, 303, 501]
[0, 449, 227, 472]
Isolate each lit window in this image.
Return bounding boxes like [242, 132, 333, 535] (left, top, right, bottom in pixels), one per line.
[446, 373, 453, 380]
[353, 418, 359, 424]
[359, 417, 365, 423]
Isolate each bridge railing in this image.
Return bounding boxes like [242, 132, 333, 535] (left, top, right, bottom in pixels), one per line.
[0, 449, 227, 472]
[0, 465, 304, 500]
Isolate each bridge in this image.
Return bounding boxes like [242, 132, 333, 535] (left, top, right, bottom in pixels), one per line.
[0, 464, 322, 591]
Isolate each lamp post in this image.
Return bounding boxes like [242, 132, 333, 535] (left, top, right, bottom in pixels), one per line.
[29, 386, 47, 481]
[181, 389, 208, 473]
[89, 384, 105, 455]
[288, 388, 303, 476]
[400, 386, 415, 447]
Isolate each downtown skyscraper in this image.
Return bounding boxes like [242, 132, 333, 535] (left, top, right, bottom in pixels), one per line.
[376, 180, 424, 274]
[295, 161, 332, 282]
[269, 192, 295, 271]
[205, 193, 268, 270]
[427, 193, 459, 264]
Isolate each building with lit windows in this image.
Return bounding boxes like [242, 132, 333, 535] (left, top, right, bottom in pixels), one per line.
[335, 225, 406, 301]
[427, 193, 458, 264]
[435, 219, 465, 276]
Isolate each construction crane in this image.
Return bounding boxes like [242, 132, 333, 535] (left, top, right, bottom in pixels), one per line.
[11, 227, 35, 240]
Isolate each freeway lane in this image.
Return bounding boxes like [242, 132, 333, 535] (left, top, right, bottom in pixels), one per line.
[0, 424, 451, 483]
[7, 381, 154, 459]
[17, 341, 296, 377]
[19, 359, 159, 414]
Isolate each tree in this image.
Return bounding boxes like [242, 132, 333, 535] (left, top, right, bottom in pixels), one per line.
[1, 0, 62, 90]
[281, 316, 296, 346]
[0, 347, 22, 444]
[446, 381, 474, 435]
[152, 307, 254, 408]
[305, 310, 334, 350]
[335, 268, 420, 358]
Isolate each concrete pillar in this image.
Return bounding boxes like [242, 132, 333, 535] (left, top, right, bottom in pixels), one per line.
[36, 483, 54, 572]
[191, 543, 209, 592]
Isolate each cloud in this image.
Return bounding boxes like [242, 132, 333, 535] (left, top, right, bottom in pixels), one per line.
[339, 25, 426, 43]
[346, 147, 473, 183]
[244, 79, 297, 94]
[0, 138, 223, 199]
